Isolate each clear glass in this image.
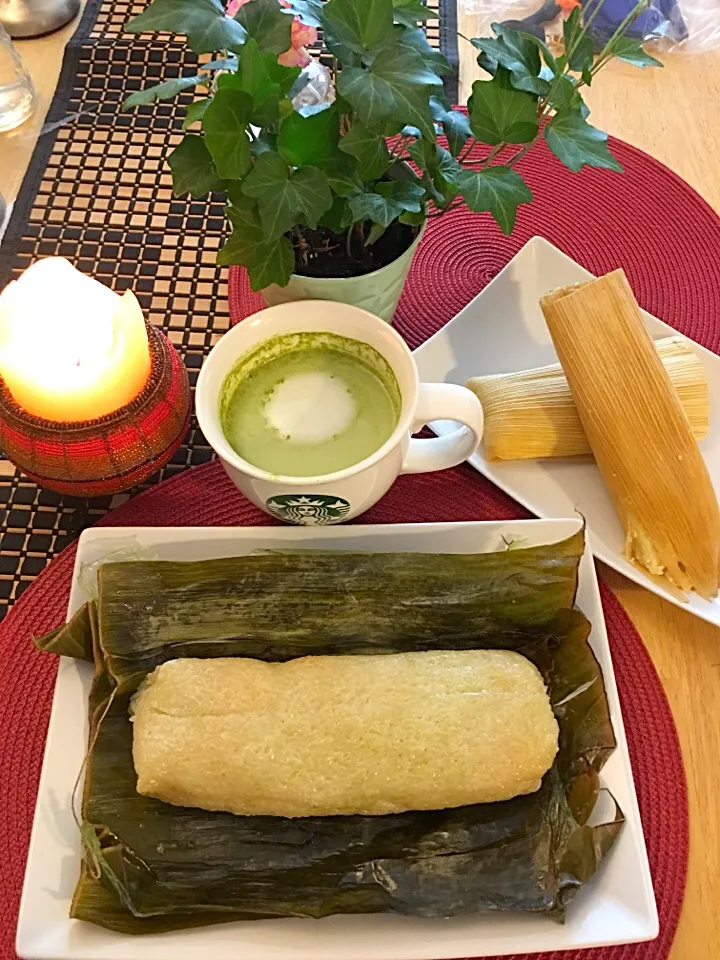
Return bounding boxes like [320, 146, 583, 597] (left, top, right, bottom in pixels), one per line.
[0, 22, 36, 133]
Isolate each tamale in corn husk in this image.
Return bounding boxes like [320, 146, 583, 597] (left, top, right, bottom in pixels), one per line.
[36, 533, 622, 933]
[541, 271, 720, 599]
[467, 336, 709, 461]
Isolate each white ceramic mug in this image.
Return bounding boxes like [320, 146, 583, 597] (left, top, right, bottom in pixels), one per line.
[196, 301, 484, 525]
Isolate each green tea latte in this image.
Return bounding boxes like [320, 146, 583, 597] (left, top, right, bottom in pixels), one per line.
[220, 332, 401, 477]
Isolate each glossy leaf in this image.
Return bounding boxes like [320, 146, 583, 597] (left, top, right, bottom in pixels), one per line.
[234, 0, 293, 55]
[278, 103, 340, 167]
[125, 0, 247, 54]
[217, 198, 265, 265]
[349, 179, 425, 227]
[123, 74, 204, 109]
[182, 98, 211, 129]
[392, 0, 438, 29]
[472, 24, 549, 96]
[323, 0, 394, 54]
[563, 7, 593, 74]
[319, 195, 354, 232]
[202, 89, 253, 179]
[544, 109, 623, 173]
[338, 44, 439, 141]
[324, 162, 365, 198]
[546, 75, 581, 112]
[167, 134, 223, 198]
[609, 36, 662, 68]
[456, 165, 532, 234]
[469, 68, 539, 145]
[242, 151, 332, 240]
[338, 121, 390, 179]
[283, 0, 323, 27]
[246, 236, 295, 289]
[429, 97, 471, 156]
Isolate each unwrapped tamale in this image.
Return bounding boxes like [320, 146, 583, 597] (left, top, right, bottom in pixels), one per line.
[34, 531, 622, 933]
[132, 651, 559, 818]
[467, 336, 709, 461]
[541, 270, 720, 599]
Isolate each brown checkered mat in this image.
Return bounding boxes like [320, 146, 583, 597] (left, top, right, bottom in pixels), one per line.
[0, 0, 457, 622]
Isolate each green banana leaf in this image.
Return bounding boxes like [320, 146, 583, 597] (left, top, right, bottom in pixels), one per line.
[37, 531, 623, 934]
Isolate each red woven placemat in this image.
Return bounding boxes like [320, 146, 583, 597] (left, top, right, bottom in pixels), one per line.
[3, 133, 704, 958]
[229, 135, 720, 356]
[0, 462, 686, 960]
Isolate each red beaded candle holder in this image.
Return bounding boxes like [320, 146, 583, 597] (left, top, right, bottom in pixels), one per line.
[0, 323, 191, 497]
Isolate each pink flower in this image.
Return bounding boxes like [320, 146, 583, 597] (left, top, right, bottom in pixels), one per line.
[226, 0, 318, 69]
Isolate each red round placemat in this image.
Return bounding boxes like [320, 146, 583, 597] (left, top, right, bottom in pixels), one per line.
[0, 460, 687, 960]
[228, 134, 720, 356]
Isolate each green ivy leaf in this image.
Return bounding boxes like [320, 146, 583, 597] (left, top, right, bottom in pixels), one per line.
[338, 121, 390, 179]
[469, 68, 539, 145]
[429, 97, 471, 156]
[123, 74, 205, 109]
[392, 0, 438, 29]
[399, 209, 425, 226]
[609, 37, 663, 68]
[218, 198, 265, 265]
[472, 24, 549, 95]
[202, 88, 253, 179]
[182, 97, 211, 129]
[338, 44, 439, 141]
[517, 31, 558, 74]
[215, 40, 289, 125]
[349, 180, 425, 227]
[284, 0, 323, 27]
[126, 0, 247, 54]
[546, 74, 581, 112]
[563, 7, 593, 74]
[167, 134, 223, 198]
[456, 166, 532, 234]
[247, 236, 296, 289]
[242, 151, 332, 240]
[251, 128, 277, 156]
[234, 0, 293, 55]
[323, 0, 394, 54]
[544, 109, 623, 173]
[370, 25, 452, 76]
[200, 56, 239, 71]
[235, 39, 280, 103]
[319, 196, 354, 232]
[278, 103, 340, 167]
[324, 162, 365, 197]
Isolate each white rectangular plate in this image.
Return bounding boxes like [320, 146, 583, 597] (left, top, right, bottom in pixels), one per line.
[17, 520, 656, 960]
[414, 236, 720, 625]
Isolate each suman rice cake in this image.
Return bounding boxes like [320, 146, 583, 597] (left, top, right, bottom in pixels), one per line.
[132, 650, 559, 818]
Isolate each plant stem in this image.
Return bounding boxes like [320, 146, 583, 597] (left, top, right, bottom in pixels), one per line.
[481, 143, 503, 168]
[565, 0, 606, 67]
[457, 136, 477, 164]
[596, 0, 651, 63]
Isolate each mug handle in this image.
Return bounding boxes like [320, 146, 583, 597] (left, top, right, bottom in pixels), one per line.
[401, 383, 484, 475]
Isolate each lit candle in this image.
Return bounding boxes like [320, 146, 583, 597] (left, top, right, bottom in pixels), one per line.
[0, 259, 152, 422]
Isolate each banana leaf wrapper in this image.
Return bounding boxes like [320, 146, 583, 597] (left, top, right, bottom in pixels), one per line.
[37, 531, 623, 933]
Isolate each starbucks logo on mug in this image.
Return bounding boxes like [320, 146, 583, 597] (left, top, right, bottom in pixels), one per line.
[265, 494, 351, 526]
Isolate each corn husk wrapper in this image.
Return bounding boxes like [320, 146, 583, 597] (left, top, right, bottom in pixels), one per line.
[468, 337, 708, 462]
[540, 270, 720, 600]
[35, 534, 623, 933]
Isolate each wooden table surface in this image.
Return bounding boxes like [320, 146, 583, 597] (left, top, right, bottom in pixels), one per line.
[2, 10, 720, 958]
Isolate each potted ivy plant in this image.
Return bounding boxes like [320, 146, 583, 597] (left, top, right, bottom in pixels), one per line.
[124, 0, 658, 321]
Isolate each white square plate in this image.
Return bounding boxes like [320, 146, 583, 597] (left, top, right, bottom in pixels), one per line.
[17, 520, 656, 960]
[414, 236, 720, 625]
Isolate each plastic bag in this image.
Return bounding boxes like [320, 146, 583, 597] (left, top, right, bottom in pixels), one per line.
[460, 0, 720, 52]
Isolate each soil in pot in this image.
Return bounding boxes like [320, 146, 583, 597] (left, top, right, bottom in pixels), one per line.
[291, 221, 419, 280]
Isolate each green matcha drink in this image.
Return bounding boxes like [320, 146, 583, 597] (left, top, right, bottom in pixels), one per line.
[219, 332, 401, 477]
